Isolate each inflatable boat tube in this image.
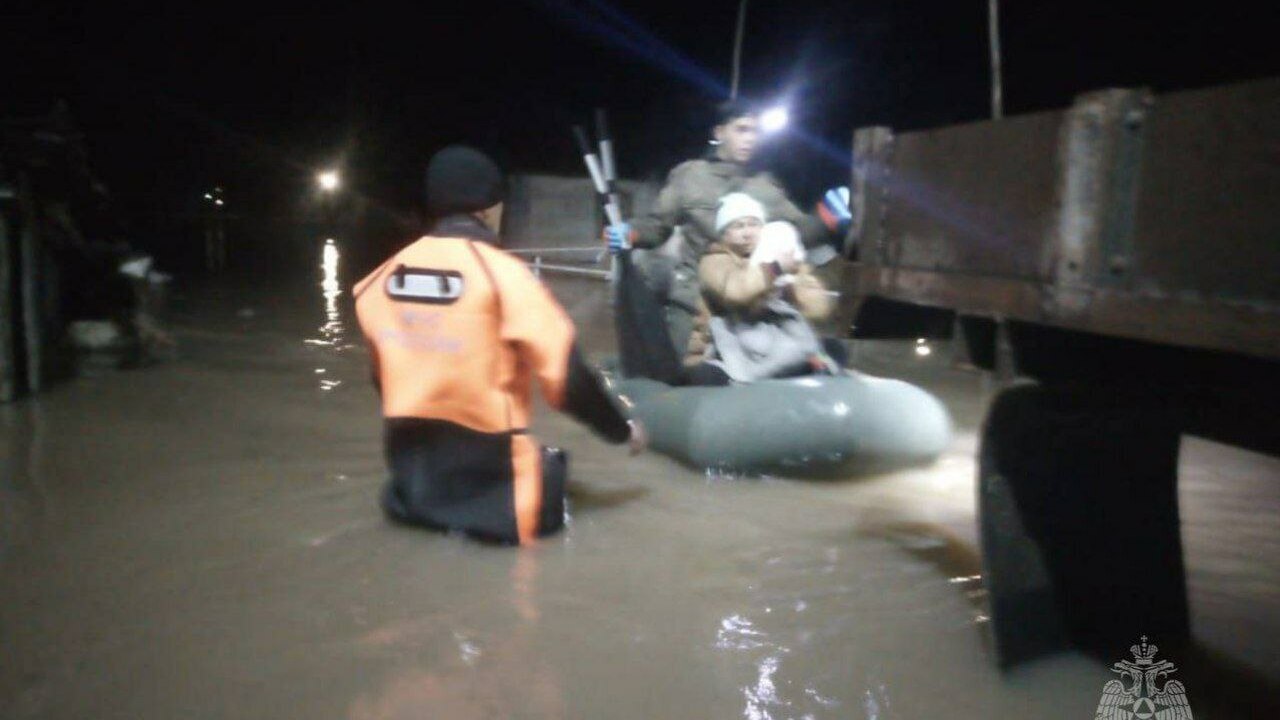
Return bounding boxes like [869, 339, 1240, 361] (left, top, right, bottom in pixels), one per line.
[611, 373, 952, 478]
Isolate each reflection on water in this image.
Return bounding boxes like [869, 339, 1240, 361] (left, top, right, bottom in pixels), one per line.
[743, 654, 784, 720]
[310, 238, 348, 391]
[717, 614, 767, 651]
[348, 550, 565, 719]
[708, 540, 941, 720]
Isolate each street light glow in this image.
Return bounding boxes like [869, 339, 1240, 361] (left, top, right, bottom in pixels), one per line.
[214, 198, 224, 206]
[761, 106, 789, 134]
[318, 171, 340, 192]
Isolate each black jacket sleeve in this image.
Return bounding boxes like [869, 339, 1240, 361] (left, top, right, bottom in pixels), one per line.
[562, 344, 631, 444]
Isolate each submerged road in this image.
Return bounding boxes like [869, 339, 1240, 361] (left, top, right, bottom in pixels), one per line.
[2, 242, 1277, 718]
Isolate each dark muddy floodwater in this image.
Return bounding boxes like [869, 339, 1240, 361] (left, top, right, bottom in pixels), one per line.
[2, 239, 1277, 718]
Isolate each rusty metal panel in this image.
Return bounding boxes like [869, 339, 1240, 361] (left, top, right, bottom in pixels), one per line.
[1128, 78, 1280, 309]
[882, 110, 1064, 281]
[855, 266, 1044, 320]
[1046, 88, 1153, 315]
[847, 79, 1280, 360]
[855, 265, 1280, 359]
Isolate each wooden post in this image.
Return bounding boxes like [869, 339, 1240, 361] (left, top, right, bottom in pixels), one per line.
[0, 206, 14, 402]
[729, 0, 748, 100]
[989, 0, 1004, 119]
[19, 176, 42, 394]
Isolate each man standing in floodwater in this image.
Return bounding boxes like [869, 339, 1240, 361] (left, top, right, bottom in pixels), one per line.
[353, 145, 646, 546]
[604, 100, 853, 372]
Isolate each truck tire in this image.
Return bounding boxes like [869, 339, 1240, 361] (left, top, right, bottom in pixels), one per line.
[978, 382, 1188, 667]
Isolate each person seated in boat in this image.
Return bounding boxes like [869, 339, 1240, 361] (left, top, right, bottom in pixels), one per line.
[685, 192, 848, 386]
[604, 101, 853, 384]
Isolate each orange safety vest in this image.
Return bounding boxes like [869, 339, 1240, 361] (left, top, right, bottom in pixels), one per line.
[354, 221, 578, 545]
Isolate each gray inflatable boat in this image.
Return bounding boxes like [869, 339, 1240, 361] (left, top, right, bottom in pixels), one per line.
[609, 372, 953, 478]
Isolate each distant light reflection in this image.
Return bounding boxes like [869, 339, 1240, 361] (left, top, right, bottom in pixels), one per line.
[320, 239, 343, 342]
[313, 239, 346, 390]
[743, 655, 783, 720]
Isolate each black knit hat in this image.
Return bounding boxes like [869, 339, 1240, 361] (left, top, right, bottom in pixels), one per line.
[713, 99, 758, 127]
[425, 145, 507, 215]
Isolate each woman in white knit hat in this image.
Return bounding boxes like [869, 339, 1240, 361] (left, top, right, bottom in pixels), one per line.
[683, 192, 846, 386]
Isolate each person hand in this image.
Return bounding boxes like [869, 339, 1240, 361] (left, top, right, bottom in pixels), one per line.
[603, 222, 633, 254]
[817, 186, 852, 232]
[626, 419, 648, 456]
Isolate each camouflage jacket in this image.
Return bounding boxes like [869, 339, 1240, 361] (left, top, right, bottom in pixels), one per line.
[629, 157, 827, 271]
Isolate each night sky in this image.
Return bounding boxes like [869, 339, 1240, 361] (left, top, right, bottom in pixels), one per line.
[4, 1, 1276, 230]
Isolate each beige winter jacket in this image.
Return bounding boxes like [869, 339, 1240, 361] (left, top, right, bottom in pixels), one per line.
[685, 242, 832, 365]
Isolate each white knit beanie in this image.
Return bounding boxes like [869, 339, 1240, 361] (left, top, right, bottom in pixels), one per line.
[715, 192, 767, 233]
